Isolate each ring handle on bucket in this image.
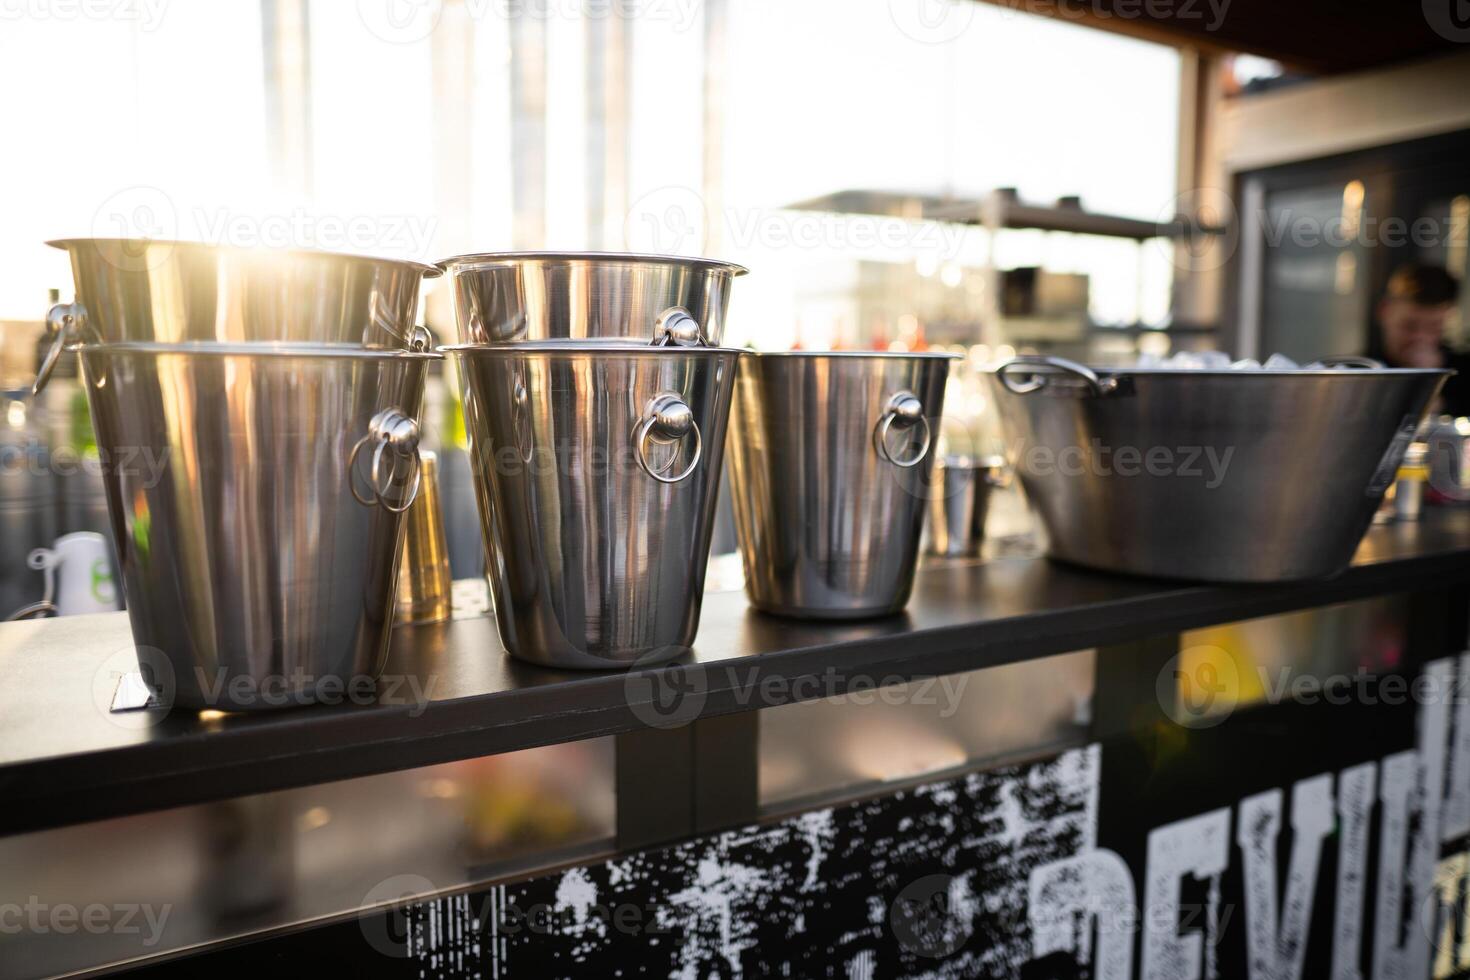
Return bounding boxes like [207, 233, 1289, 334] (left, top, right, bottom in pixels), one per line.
[349, 408, 423, 513]
[997, 355, 1119, 397]
[651, 307, 708, 348]
[634, 393, 703, 484]
[34, 302, 87, 397]
[873, 391, 932, 468]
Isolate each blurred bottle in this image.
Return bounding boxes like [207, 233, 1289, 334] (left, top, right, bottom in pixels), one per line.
[0, 385, 56, 615]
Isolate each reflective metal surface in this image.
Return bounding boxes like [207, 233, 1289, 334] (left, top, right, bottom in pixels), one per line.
[78, 342, 433, 710]
[438, 251, 747, 345]
[726, 352, 953, 619]
[452, 344, 737, 668]
[925, 456, 1006, 558]
[988, 356, 1451, 582]
[36, 239, 438, 392]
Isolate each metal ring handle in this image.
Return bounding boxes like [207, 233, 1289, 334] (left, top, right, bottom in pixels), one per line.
[651, 307, 708, 348]
[634, 394, 703, 484]
[997, 355, 1117, 397]
[370, 438, 423, 513]
[34, 302, 86, 397]
[873, 392, 933, 468]
[349, 408, 423, 511]
[408, 325, 433, 352]
[1306, 355, 1384, 370]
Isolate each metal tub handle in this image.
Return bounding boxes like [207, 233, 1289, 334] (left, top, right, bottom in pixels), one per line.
[997, 355, 1120, 397]
[349, 408, 423, 513]
[874, 391, 933, 468]
[651, 307, 708, 348]
[34, 302, 88, 396]
[635, 393, 702, 484]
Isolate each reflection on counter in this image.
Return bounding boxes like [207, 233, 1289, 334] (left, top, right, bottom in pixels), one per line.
[758, 649, 1094, 813]
[1170, 595, 1410, 725]
[0, 738, 615, 978]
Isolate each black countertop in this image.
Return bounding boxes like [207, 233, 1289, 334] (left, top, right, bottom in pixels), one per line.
[3, 510, 1469, 837]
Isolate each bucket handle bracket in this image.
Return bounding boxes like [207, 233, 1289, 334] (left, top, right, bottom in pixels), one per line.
[349, 408, 423, 513]
[635, 393, 702, 484]
[34, 302, 87, 397]
[874, 391, 933, 468]
[651, 308, 709, 348]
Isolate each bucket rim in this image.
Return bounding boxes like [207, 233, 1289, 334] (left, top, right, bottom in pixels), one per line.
[741, 349, 961, 361]
[47, 238, 442, 278]
[71, 341, 442, 360]
[435, 250, 748, 277]
[442, 342, 743, 357]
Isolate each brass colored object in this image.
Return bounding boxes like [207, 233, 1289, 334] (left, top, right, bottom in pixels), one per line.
[396, 451, 453, 624]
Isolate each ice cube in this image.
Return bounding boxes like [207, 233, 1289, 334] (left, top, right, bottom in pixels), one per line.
[1263, 353, 1299, 370]
[1197, 351, 1232, 369]
[1230, 358, 1261, 370]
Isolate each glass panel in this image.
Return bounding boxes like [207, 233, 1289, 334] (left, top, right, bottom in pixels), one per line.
[0, 737, 615, 979]
[1169, 595, 1412, 725]
[758, 650, 1095, 813]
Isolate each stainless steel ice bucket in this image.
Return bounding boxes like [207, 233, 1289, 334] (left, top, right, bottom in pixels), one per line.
[726, 351, 954, 619]
[437, 251, 746, 346]
[77, 342, 435, 710]
[987, 356, 1452, 582]
[37, 239, 438, 393]
[925, 456, 1006, 558]
[451, 343, 738, 668]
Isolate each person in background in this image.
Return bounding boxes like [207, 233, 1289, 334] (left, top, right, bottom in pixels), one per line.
[1370, 263, 1469, 417]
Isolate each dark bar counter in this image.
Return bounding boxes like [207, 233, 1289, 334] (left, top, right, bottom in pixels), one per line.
[3, 508, 1469, 838]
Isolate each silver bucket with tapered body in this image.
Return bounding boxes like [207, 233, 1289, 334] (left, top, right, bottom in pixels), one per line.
[451, 343, 738, 668]
[78, 342, 434, 710]
[987, 356, 1451, 582]
[726, 351, 955, 619]
[437, 252, 746, 346]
